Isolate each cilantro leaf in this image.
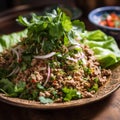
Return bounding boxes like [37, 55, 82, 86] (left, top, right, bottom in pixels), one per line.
[37, 83, 45, 90]
[17, 16, 30, 26]
[0, 78, 14, 94]
[39, 96, 53, 104]
[16, 8, 85, 54]
[62, 87, 82, 102]
[49, 22, 63, 38]
[14, 81, 26, 93]
[61, 13, 72, 32]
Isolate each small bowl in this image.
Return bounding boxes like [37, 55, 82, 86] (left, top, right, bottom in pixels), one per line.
[88, 6, 120, 45]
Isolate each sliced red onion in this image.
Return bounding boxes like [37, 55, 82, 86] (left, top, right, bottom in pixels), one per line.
[34, 52, 56, 59]
[67, 52, 85, 63]
[7, 66, 20, 77]
[14, 66, 20, 74]
[68, 44, 81, 50]
[13, 45, 24, 61]
[43, 65, 51, 87]
[66, 57, 78, 63]
[8, 62, 14, 68]
[14, 45, 21, 50]
[82, 58, 87, 65]
[75, 52, 87, 65]
[77, 52, 85, 60]
[77, 52, 86, 65]
[11, 48, 20, 63]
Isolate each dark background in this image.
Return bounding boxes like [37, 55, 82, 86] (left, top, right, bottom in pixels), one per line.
[0, 1, 120, 120]
[0, 0, 120, 13]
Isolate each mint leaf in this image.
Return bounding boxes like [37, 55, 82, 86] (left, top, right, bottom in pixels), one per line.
[39, 96, 53, 104]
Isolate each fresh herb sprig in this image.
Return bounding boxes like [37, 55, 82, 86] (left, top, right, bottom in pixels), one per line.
[17, 8, 85, 54]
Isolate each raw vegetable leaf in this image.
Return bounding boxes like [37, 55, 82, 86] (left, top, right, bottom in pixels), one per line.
[14, 81, 26, 93]
[91, 83, 99, 92]
[17, 16, 30, 26]
[82, 30, 120, 68]
[63, 33, 69, 46]
[0, 78, 26, 97]
[37, 83, 45, 90]
[88, 83, 99, 92]
[92, 47, 117, 67]
[17, 8, 84, 49]
[31, 90, 39, 100]
[39, 96, 53, 104]
[0, 45, 3, 52]
[67, 31, 80, 45]
[0, 29, 27, 52]
[61, 13, 72, 32]
[62, 87, 81, 102]
[49, 22, 63, 38]
[84, 30, 107, 41]
[0, 68, 9, 78]
[67, 20, 85, 45]
[72, 20, 85, 32]
[0, 78, 14, 94]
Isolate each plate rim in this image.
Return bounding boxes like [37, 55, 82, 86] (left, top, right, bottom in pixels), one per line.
[0, 65, 120, 109]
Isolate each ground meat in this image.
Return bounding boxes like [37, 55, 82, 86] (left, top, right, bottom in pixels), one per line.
[0, 44, 111, 103]
[82, 91, 94, 98]
[102, 69, 112, 76]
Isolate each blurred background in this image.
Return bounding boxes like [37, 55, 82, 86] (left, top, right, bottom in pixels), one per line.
[0, 0, 120, 13]
[0, 0, 120, 35]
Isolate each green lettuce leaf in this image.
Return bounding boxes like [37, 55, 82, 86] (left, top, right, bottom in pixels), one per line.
[0, 29, 27, 52]
[81, 30, 120, 68]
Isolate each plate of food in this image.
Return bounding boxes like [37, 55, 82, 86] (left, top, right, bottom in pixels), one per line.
[0, 8, 120, 109]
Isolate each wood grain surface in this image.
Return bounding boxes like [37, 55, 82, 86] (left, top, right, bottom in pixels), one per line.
[0, 1, 120, 120]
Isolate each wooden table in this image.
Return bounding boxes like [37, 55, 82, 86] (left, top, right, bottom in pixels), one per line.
[0, 89, 120, 120]
[0, 3, 120, 120]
